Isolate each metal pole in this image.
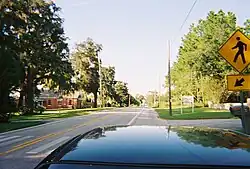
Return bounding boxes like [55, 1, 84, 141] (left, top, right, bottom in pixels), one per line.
[168, 40, 172, 116]
[240, 91, 246, 131]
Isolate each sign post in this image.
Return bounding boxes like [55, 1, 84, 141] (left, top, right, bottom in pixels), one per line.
[181, 96, 194, 114]
[219, 30, 250, 134]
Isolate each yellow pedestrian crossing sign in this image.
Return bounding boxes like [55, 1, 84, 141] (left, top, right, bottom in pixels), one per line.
[219, 30, 250, 72]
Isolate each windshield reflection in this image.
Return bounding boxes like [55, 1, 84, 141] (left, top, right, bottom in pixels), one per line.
[172, 127, 250, 150]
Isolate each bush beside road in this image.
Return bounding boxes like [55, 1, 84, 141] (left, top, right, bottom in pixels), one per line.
[155, 107, 234, 120]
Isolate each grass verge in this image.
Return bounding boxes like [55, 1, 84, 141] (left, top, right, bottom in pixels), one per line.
[0, 107, 114, 133]
[155, 107, 234, 120]
[11, 107, 114, 121]
[0, 121, 45, 133]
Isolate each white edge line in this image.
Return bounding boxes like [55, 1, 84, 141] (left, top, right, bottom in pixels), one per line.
[127, 107, 144, 125]
[0, 136, 20, 142]
[0, 136, 34, 147]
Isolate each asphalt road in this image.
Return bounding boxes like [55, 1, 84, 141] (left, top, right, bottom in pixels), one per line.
[0, 107, 242, 169]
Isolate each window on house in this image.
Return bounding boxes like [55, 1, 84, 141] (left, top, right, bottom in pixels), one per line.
[69, 100, 72, 105]
[43, 101, 46, 106]
[48, 100, 52, 105]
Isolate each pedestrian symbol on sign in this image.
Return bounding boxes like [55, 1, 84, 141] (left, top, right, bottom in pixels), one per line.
[232, 37, 247, 64]
[219, 30, 250, 72]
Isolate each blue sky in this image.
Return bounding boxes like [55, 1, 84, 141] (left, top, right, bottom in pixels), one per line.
[54, 0, 250, 95]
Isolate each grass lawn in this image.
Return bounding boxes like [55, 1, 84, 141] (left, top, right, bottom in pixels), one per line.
[11, 107, 114, 121]
[155, 107, 234, 120]
[0, 121, 45, 133]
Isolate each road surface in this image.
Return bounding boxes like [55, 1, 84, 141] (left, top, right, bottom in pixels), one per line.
[0, 107, 242, 169]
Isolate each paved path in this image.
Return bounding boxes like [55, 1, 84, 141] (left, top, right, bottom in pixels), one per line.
[0, 107, 243, 169]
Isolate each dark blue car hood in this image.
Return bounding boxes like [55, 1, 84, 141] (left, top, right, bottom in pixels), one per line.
[41, 126, 250, 167]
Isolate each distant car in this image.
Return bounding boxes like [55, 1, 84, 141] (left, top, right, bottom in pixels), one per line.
[35, 125, 250, 169]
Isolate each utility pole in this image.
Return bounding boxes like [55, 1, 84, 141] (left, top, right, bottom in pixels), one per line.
[128, 94, 131, 107]
[168, 40, 172, 116]
[98, 54, 103, 108]
[158, 75, 161, 108]
[153, 91, 156, 107]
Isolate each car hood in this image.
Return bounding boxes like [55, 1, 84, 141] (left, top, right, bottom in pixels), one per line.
[55, 126, 250, 166]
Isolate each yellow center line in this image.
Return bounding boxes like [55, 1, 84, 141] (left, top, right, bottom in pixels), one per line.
[0, 114, 112, 156]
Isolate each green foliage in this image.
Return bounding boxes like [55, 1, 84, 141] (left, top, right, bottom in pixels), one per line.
[155, 107, 233, 120]
[173, 127, 250, 150]
[0, 0, 73, 117]
[130, 95, 140, 106]
[0, 0, 25, 119]
[71, 38, 102, 108]
[34, 105, 46, 114]
[167, 10, 244, 104]
[0, 97, 18, 122]
[101, 66, 116, 105]
[114, 81, 129, 107]
[135, 94, 145, 104]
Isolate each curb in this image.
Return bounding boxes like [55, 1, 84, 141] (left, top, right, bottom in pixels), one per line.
[228, 129, 250, 137]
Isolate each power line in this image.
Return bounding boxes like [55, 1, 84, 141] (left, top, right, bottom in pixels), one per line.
[167, 0, 198, 116]
[172, 0, 198, 43]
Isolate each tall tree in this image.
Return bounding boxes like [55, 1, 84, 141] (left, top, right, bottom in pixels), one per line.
[114, 81, 129, 107]
[0, 0, 74, 114]
[18, 0, 73, 113]
[167, 10, 237, 104]
[101, 66, 116, 105]
[0, 0, 27, 120]
[71, 38, 102, 108]
[130, 95, 140, 106]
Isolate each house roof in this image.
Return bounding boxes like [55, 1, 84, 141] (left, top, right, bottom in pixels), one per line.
[39, 90, 84, 99]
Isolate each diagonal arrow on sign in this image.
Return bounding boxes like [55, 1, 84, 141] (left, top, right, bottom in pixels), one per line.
[227, 75, 250, 91]
[234, 78, 245, 87]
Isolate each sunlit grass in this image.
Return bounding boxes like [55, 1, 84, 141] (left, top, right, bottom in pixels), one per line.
[155, 107, 234, 120]
[11, 107, 114, 121]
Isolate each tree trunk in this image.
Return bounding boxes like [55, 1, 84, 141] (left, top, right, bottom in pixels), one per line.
[93, 91, 98, 108]
[26, 68, 34, 114]
[0, 88, 12, 122]
[18, 86, 26, 108]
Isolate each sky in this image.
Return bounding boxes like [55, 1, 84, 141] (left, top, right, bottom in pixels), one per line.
[53, 0, 250, 95]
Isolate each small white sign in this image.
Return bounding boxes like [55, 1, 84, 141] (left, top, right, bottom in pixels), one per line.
[182, 96, 194, 105]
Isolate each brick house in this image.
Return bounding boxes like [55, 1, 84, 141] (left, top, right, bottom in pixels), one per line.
[38, 90, 80, 109]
